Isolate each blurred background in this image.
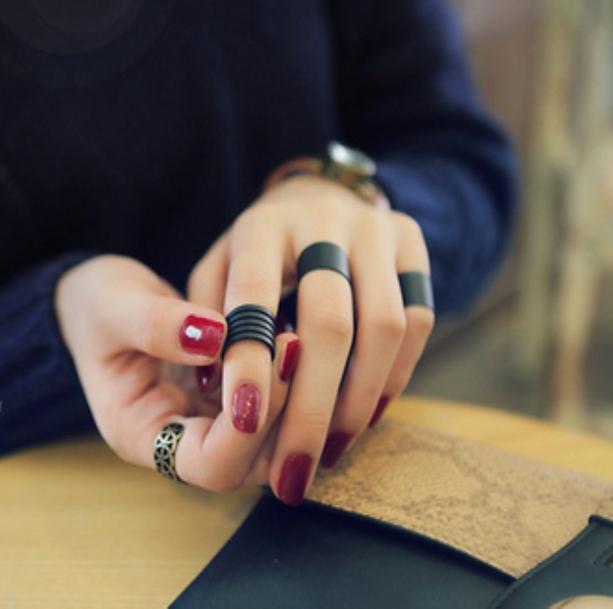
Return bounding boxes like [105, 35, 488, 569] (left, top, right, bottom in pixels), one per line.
[410, 0, 613, 438]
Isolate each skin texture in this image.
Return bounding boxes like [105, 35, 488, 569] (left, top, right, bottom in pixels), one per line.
[55, 175, 434, 504]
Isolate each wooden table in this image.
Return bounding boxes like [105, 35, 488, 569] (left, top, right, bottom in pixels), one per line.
[2, 397, 613, 609]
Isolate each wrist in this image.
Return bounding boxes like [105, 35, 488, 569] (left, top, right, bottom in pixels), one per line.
[262, 143, 391, 210]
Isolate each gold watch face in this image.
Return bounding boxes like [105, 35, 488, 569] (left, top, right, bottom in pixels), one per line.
[327, 141, 376, 179]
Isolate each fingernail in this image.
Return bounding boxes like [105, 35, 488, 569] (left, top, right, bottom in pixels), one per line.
[279, 338, 301, 382]
[368, 395, 390, 428]
[195, 364, 219, 393]
[277, 453, 312, 506]
[321, 430, 354, 468]
[179, 314, 225, 357]
[231, 382, 260, 433]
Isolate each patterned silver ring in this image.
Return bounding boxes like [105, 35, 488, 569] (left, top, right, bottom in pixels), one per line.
[154, 422, 186, 484]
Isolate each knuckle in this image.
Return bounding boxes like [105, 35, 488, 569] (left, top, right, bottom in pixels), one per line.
[393, 211, 422, 236]
[408, 307, 435, 337]
[234, 204, 276, 234]
[363, 309, 407, 342]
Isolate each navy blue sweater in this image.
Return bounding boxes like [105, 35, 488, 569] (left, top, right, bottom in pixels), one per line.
[0, 0, 517, 454]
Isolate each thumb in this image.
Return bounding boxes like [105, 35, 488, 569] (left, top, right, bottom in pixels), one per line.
[107, 286, 227, 366]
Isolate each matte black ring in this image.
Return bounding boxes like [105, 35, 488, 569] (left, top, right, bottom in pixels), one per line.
[225, 313, 276, 329]
[226, 304, 274, 323]
[224, 331, 276, 358]
[226, 318, 276, 335]
[296, 241, 351, 284]
[224, 304, 277, 359]
[398, 272, 434, 310]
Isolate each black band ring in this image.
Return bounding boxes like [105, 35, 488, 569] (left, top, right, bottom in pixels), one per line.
[226, 318, 276, 335]
[296, 241, 351, 284]
[226, 303, 274, 323]
[224, 304, 276, 359]
[398, 272, 434, 310]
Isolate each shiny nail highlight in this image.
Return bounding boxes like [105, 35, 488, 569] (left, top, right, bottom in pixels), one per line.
[321, 430, 354, 468]
[231, 382, 260, 433]
[179, 314, 225, 357]
[195, 364, 219, 393]
[277, 453, 312, 506]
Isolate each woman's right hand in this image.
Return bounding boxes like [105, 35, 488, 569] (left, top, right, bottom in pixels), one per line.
[54, 254, 298, 489]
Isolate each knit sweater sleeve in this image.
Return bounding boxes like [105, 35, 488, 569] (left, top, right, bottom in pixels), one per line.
[330, 0, 518, 315]
[0, 252, 97, 455]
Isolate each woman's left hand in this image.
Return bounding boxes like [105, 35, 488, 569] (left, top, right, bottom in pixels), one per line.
[187, 175, 434, 505]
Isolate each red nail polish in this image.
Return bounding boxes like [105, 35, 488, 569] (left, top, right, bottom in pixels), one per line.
[368, 395, 390, 428]
[195, 364, 219, 393]
[321, 430, 354, 468]
[231, 382, 260, 433]
[277, 453, 312, 506]
[279, 338, 301, 382]
[179, 315, 225, 357]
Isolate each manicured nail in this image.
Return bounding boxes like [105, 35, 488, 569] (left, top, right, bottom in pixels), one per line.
[179, 314, 225, 357]
[277, 453, 312, 506]
[195, 364, 219, 393]
[321, 430, 354, 468]
[279, 338, 301, 382]
[231, 382, 260, 433]
[368, 395, 390, 428]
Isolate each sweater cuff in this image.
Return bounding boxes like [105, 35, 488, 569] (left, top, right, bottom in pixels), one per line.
[0, 252, 98, 453]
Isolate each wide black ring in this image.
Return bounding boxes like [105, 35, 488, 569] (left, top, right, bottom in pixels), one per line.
[296, 241, 351, 284]
[224, 304, 276, 359]
[398, 272, 434, 310]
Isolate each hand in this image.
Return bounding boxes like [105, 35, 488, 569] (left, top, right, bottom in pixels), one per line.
[187, 175, 434, 505]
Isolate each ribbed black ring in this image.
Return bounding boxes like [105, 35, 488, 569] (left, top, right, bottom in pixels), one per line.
[398, 272, 434, 310]
[296, 241, 351, 284]
[227, 318, 276, 335]
[224, 304, 276, 359]
[226, 304, 274, 323]
[224, 330, 276, 358]
[225, 313, 276, 328]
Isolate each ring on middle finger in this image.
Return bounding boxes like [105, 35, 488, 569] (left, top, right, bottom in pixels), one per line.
[224, 303, 277, 359]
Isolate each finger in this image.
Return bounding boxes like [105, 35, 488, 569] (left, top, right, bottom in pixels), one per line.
[368, 213, 434, 428]
[269, 262, 354, 506]
[321, 212, 406, 468]
[244, 419, 281, 487]
[155, 209, 286, 491]
[104, 288, 227, 366]
[244, 331, 301, 486]
[220, 207, 285, 436]
[271, 332, 301, 411]
[185, 235, 230, 401]
[187, 232, 229, 313]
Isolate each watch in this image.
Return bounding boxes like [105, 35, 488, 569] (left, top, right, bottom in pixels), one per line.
[264, 141, 390, 209]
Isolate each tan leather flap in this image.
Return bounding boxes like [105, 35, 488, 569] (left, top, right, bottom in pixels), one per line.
[306, 419, 613, 577]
